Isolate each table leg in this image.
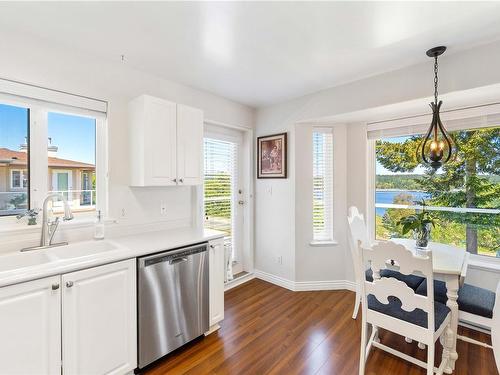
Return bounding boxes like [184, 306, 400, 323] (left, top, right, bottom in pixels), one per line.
[444, 275, 460, 373]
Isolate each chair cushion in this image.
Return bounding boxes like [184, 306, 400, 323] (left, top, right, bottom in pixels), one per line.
[367, 294, 450, 331]
[365, 269, 424, 290]
[415, 280, 448, 304]
[416, 281, 495, 319]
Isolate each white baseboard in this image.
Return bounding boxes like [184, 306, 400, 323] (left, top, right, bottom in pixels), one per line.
[254, 270, 295, 291]
[294, 280, 354, 291]
[254, 269, 357, 292]
[224, 272, 255, 291]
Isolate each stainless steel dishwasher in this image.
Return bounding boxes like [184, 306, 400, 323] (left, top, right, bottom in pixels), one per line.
[137, 242, 209, 369]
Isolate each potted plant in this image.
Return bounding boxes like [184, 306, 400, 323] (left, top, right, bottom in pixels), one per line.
[396, 200, 437, 249]
[16, 209, 40, 226]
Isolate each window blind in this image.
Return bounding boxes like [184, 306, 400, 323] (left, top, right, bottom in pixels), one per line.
[312, 128, 334, 241]
[367, 103, 500, 139]
[203, 137, 238, 255]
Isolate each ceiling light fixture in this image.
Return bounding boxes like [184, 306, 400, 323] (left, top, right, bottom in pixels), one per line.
[418, 46, 455, 170]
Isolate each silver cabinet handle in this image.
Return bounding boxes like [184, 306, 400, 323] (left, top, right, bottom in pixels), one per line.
[179, 178, 184, 183]
[210, 244, 215, 249]
[66, 281, 74, 288]
[51, 283, 60, 290]
[173, 178, 177, 183]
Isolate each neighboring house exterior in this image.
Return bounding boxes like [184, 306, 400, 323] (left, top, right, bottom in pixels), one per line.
[0, 147, 95, 213]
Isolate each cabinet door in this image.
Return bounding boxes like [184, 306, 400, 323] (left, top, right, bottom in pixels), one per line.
[0, 276, 61, 375]
[146, 96, 177, 185]
[176, 104, 204, 185]
[129, 95, 177, 186]
[62, 259, 136, 375]
[209, 238, 225, 326]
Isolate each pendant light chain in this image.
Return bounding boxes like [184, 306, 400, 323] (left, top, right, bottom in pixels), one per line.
[434, 56, 439, 105]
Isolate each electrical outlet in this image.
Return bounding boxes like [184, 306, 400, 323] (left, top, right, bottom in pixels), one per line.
[121, 208, 126, 217]
[276, 255, 283, 265]
[160, 201, 167, 216]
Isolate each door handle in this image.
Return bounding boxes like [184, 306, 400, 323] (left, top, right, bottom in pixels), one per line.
[169, 257, 188, 265]
[179, 178, 184, 183]
[66, 281, 74, 288]
[51, 283, 60, 290]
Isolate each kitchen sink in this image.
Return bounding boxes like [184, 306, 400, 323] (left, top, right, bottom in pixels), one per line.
[0, 251, 55, 273]
[46, 240, 120, 259]
[0, 240, 124, 275]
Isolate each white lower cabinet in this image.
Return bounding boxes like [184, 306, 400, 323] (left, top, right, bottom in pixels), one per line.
[209, 238, 225, 328]
[62, 259, 137, 375]
[0, 276, 62, 375]
[0, 259, 137, 375]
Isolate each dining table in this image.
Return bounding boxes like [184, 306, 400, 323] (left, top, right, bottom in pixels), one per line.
[392, 238, 470, 374]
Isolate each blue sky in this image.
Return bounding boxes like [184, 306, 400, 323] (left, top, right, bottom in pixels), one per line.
[0, 103, 95, 164]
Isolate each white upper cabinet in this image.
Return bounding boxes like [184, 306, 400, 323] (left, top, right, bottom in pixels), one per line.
[177, 104, 204, 185]
[129, 95, 204, 186]
[62, 259, 137, 375]
[0, 276, 61, 375]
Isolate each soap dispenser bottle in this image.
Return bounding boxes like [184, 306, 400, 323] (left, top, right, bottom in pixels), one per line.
[94, 210, 105, 240]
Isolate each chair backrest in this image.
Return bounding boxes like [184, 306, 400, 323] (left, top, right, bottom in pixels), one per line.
[360, 240, 435, 331]
[347, 206, 370, 285]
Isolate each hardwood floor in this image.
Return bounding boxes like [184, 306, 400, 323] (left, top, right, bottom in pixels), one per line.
[143, 278, 498, 375]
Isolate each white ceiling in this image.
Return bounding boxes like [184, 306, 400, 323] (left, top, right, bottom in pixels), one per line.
[2, 2, 500, 107]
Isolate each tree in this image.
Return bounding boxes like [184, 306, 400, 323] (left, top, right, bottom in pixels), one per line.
[377, 127, 500, 254]
[382, 192, 415, 238]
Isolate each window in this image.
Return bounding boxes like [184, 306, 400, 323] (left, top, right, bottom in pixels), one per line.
[0, 97, 105, 219]
[312, 128, 334, 241]
[10, 170, 28, 189]
[374, 126, 499, 258]
[0, 103, 29, 216]
[47, 112, 96, 214]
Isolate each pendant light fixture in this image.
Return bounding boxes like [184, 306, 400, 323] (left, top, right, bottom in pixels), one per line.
[418, 46, 455, 170]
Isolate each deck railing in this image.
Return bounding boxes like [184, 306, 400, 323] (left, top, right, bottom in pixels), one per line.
[48, 189, 96, 211]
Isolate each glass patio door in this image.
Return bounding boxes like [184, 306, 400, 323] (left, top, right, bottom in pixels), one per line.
[203, 130, 244, 276]
[52, 171, 71, 200]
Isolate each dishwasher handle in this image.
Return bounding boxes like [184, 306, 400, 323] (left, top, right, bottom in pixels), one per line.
[139, 242, 208, 268]
[169, 257, 188, 265]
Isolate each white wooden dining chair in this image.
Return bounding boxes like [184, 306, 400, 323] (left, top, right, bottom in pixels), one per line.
[417, 278, 500, 371]
[358, 241, 452, 375]
[347, 206, 370, 319]
[347, 206, 425, 321]
[457, 281, 500, 372]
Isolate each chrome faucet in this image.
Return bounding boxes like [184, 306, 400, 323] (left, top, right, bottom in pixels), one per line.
[21, 193, 74, 252]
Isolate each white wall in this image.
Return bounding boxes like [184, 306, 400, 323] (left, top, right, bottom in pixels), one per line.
[294, 124, 348, 282]
[255, 39, 500, 286]
[255, 120, 295, 280]
[0, 32, 254, 249]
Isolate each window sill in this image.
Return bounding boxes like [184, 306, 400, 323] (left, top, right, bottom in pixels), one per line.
[309, 240, 339, 247]
[0, 216, 117, 235]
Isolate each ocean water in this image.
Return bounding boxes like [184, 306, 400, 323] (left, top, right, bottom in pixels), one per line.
[375, 190, 430, 216]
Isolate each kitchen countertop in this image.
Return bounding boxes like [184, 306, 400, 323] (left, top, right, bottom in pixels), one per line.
[0, 227, 224, 288]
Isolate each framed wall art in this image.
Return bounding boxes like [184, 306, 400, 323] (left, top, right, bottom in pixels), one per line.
[257, 132, 287, 178]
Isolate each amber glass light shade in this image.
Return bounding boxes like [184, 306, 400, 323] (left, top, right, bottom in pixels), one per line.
[419, 100, 455, 170]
